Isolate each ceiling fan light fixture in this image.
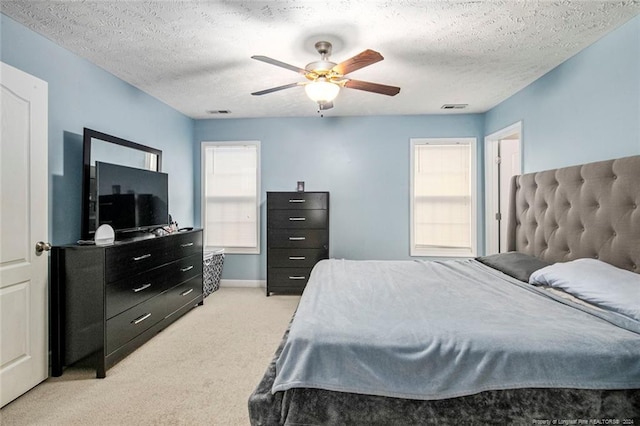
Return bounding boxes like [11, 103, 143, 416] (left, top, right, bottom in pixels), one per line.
[305, 79, 340, 103]
[251, 41, 400, 106]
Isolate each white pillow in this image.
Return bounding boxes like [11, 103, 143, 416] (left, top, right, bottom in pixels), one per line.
[529, 258, 640, 322]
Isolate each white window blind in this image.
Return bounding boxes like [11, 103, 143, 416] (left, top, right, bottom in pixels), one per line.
[202, 141, 260, 254]
[410, 138, 476, 257]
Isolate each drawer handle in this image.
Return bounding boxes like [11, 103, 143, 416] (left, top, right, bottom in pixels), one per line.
[289, 276, 306, 280]
[133, 283, 152, 293]
[132, 313, 151, 325]
[180, 265, 194, 272]
[289, 217, 306, 221]
[181, 288, 194, 297]
[180, 242, 194, 247]
[289, 236, 306, 241]
[132, 253, 151, 261]
[289, 256, 306, 260]
[288, 199, 306, 203]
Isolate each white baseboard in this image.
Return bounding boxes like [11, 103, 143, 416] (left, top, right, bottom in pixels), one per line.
[220, 279, 266, 288]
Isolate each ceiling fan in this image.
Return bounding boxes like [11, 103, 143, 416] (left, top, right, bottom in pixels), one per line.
[251, 41, 401, 110]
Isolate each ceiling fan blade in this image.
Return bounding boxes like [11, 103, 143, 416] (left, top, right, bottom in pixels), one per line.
[251, 82, 303, 96]
[251, 55, 307, 75]
[343, 79, 401, 96]
[332, 49, 384, 75]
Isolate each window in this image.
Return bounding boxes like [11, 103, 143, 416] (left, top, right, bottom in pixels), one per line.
[410, 138, 476, 257]
[202, 141, 260, 254]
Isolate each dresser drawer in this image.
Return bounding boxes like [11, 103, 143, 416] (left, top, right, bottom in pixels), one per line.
[106, 253, 202, 319]
[266, 281, 307, 294]
[164, 276, 203, 317]
[268, 267, 313, 287]
[267, 229, 328, 249]
[268, 248, 328, 267]
[170, 252, 203, 285]
[167, 231, 203, 259]
[267, 209, 328, 229]
[106, 295, 166, 355]
[106, 238, 167, 282]
[267, 192, 328, 210]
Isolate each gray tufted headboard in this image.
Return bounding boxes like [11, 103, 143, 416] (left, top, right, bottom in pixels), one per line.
[507, 155, 640, 274]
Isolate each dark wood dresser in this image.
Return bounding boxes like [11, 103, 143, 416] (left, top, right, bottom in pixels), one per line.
[51, 229, 203, 378]
[266, 192, 329, 296]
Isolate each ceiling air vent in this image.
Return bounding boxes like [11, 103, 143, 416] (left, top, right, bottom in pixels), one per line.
[207, 110, 232, 115]
[441, 104, 468, 110]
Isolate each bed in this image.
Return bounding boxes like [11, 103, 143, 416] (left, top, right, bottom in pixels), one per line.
[248, 155, 640, 424]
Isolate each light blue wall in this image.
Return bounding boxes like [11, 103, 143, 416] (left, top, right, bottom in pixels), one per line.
[485, 14, 640, 173]
[1, 14, 195, 245]
[196, 14, 640, 281]
[195, 115, 485, 280]
[3, 11, 638, 281]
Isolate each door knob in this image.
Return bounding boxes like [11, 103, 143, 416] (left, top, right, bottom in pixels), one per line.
[35, 241, 52, 255]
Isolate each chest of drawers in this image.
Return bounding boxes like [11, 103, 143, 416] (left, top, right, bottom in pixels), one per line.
[267, 192, 329, 296]
[51, 229, 203, 378]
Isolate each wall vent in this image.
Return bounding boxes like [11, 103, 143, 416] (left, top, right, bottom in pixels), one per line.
[441, 104, 468, 110]
[207, 110, 232, 114]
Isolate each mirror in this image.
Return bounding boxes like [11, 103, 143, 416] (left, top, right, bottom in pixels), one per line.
[81, 128, 162, 239]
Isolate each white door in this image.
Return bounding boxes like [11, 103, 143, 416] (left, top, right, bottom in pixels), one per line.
[0, 62, 49, 407]
[498, 139, 521, 252]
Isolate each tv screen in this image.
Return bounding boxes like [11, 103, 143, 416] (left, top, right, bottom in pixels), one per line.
[96, 161, 169, 233]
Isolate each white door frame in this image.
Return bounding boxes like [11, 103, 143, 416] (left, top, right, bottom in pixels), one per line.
[484, 121, 522, 255]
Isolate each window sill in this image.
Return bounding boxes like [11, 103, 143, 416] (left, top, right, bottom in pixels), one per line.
[206, 247, 259, 255]
[411, 248, 476, 258]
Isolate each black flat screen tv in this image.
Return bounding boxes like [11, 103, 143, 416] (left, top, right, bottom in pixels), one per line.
[95, 161, 169, 234]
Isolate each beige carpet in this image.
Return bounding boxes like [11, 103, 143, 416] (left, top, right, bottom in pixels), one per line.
[0, 288, 300, 426]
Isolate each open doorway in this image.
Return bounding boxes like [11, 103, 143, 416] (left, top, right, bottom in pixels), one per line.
[484, 121, 522, 255]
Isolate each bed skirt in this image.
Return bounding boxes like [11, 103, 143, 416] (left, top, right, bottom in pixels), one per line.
[248, 323, 640, 425]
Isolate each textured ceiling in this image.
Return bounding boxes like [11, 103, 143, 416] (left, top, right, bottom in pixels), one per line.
[2, 1, 639, 119]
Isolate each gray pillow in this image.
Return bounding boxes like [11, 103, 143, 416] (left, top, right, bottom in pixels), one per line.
[529, 258, 640, 322]
[476, 252, 551, 282]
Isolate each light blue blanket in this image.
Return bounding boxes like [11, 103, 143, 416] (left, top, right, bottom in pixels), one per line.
[272, 259, 640, 400]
